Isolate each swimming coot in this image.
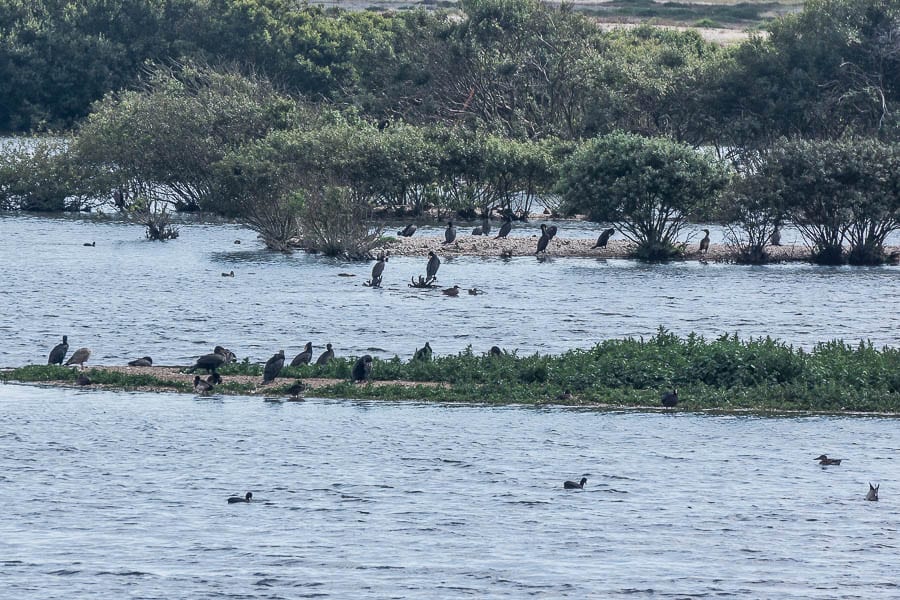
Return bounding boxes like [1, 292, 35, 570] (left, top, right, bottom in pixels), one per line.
[227, 492, 252, 504]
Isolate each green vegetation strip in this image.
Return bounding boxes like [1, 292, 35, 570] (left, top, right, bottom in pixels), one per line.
[4, 331, 900, 413]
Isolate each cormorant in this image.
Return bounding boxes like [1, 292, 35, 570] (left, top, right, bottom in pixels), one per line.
[661, 389, 678, 410]
[194, 375, 214, 394]
[75, 374, 92, 386]
[815, 454, 842, 466]
[489, 346, 502, 357]
[66, 347, 91, 369]
[443, 221, 457, 244]
[592, 228, 615, 249]
[352, 354, 373, 383]
[413, 342, 433, 362]
[442, 285, 461, 296]
[536, 224, 550, 255]
[495, 216, 512, 239]
[564, 477, 587, 489]
[372, 255, 387, 282]
[866, 483, 879, 501]
[291, 342, 313, 366]
[398, 224, 417, 237]
[262, 350, 285, 384]
[426, 251, 440, 282]
[48, 335, 69, 365]
[316, 343, 334, 365]
[286, 380, 307, 398]
[128, 356, 153, 367]
[228, 492, 252, 504]
[190, 350, 227, 374]
[699, 229, 711, 254]
[546, 225, 558, 240]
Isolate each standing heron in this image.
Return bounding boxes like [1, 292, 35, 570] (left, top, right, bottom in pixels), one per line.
[426, 251, 440, 283]
[536, 224, 550, 255]
[592, 228, 615, 249]
[316, 343, 335, 365]
[66, 347, 91, 369]
[443, 221, 457, 244]
[495, 216, 512, 239]
[291, 342, 313, 366]
[48, 335, 69, 365]
[699, 229, 711, 254]
[262, 350, 285, 384]
[352, 355, 374, 383]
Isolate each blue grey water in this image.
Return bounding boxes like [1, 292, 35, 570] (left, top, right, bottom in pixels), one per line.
[2, 214, 899, 598]
[1, 385, 898, 599]
[1, 213, 899, 367]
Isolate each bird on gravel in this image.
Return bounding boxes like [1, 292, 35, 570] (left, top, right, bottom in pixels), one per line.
[291, 342, 313, 367]
[352, 355, 374, 383]
[262, 350, 285, 384]
[128, 356, 153, 367]
[592, 228, 615, 249]
[66, 347, 91, 369]
[194, 375, 214, 394]
[48, 335, 69, 365]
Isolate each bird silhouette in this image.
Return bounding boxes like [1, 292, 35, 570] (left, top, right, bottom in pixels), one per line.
[316, 343, 334, 365]
[699, 229, 711, 254]
[128, 356, 153, 367]
[426, 251, 441, 283]
[352, 355, 374, 383]
[592, 228, 615, 249]
[495, 216, 512, 239]
[564, 477, 587, 490]
[291, 342, 314, 366]
[262, 350, 285, 384]
[65, 347, 91, 369]
[227, 492, 252, 504]
[48, 335, 69, 365]
[661, 389, 678, 410]
[443, 221, 457, 244]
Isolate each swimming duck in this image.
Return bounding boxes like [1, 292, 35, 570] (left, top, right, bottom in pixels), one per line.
[222, 271, 235, 277]
[815, 454, 842, 466]
[468, 288, 482, 295]
[316, 343, 334, 365]
[286, 380, 307, 398]
[65, 347, 91, 369]
[564, 477, 587, 490]
[75, 374, 92, 386]
[442, 285, 461, 297]
[291, 342, 314, 366]
[83, 242, 95, 247]
[227, 492, 252, 504]
[193, 375, 214, 394]
[128, 356, 153, 367]
[262, 350, 285, 384]
[48, 335, 69, 365]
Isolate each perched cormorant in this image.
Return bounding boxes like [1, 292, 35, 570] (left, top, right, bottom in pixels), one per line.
[262, 350, 285, 384]
[352, 355, 374, 383]
[413, 342, 433, 362]
[815, 454, 842, 466]
[128, 356, 153, 367]
[536, 224, 550, 255]
[866, 483, 879, 501]
[228, 492, 252, 504]
[661, 389, 678, 410]
[66, 347, 91, 369]
[495, 216, 512, 239]
[286, 380, 307, 398]
[316, 343, 334, 365]
[564, 477, 587, 490]
[48, 335, 69, 365]
[190, 350, 227, 374]
[699, 229, 711, 254]
[489, 346, 503, 357]
[443, 221, 457, 244]
[592, 228, 615, 249]
[426, 251, 440, 282]
[194, 375, 214, 394]
[291, 342, 314, 366]
[75, 374, 92, 386]
[398, 224, 417, 237]
[372, 255, 387, 282]
[442, 285, 461, 297]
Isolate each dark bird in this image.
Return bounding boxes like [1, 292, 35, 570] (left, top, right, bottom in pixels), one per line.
[75, 374, 92, 386]
[545, 225, 558, 240]
[83, 242, 95, 247]
[536, 224, 550, 255]
[214, 346, 236, 364]
[352, 354, 374, 383]
[316, 343, 334, 365]
[413, 342, 433, 362]
[490, 346, 502, 357]
[65, 347, 91, 369]
[371, 255, 387, 282]
[472, 225, 483, 235]
[222, 270, 234, 277]
[815, 454, 842, 466]
[234, 240, 241, 244]
[592, 228, 615, 249]
[128, 356, 153, 367]
[699, 229, 711, 254]
[495, 216, 512, 239]
[291, 342, 314, 366]
[227, 492, 252, 504]
[443, 221, 457, 244]
[207, 373, 222, 385]
[661, 389, 678, 410]
[770, 225, 782, 246]
[193, 375, 214, 394]
[426, 251, 440, 282]
[866, 483, 879, 501]
[262, 350, 285, 384]
[468, 288, 482, 295]
[286, 380, 307, 398]
[557, 390, 573, 401]
[189, 350, 227, 374]
[480, 217, 491, 236]
[398, 224, 417, 237]
[499, 250, 513, 259]
[48, 335, 69, 365]
[442, 285, 461, 297]
[564, 477, 587, 490]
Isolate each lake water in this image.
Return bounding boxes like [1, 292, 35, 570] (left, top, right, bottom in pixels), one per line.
[1, 213, 899, 368]
[1, 385, 898, 599]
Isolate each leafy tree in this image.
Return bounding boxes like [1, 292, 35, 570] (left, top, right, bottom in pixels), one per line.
[558, 132, 728, 260]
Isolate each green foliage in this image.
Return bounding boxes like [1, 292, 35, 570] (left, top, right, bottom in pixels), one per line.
[558, 131, 728, 260]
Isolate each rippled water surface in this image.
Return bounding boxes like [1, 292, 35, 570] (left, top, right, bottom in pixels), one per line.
[1, 214, 899, 367]
[2, 385, 898, 598]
